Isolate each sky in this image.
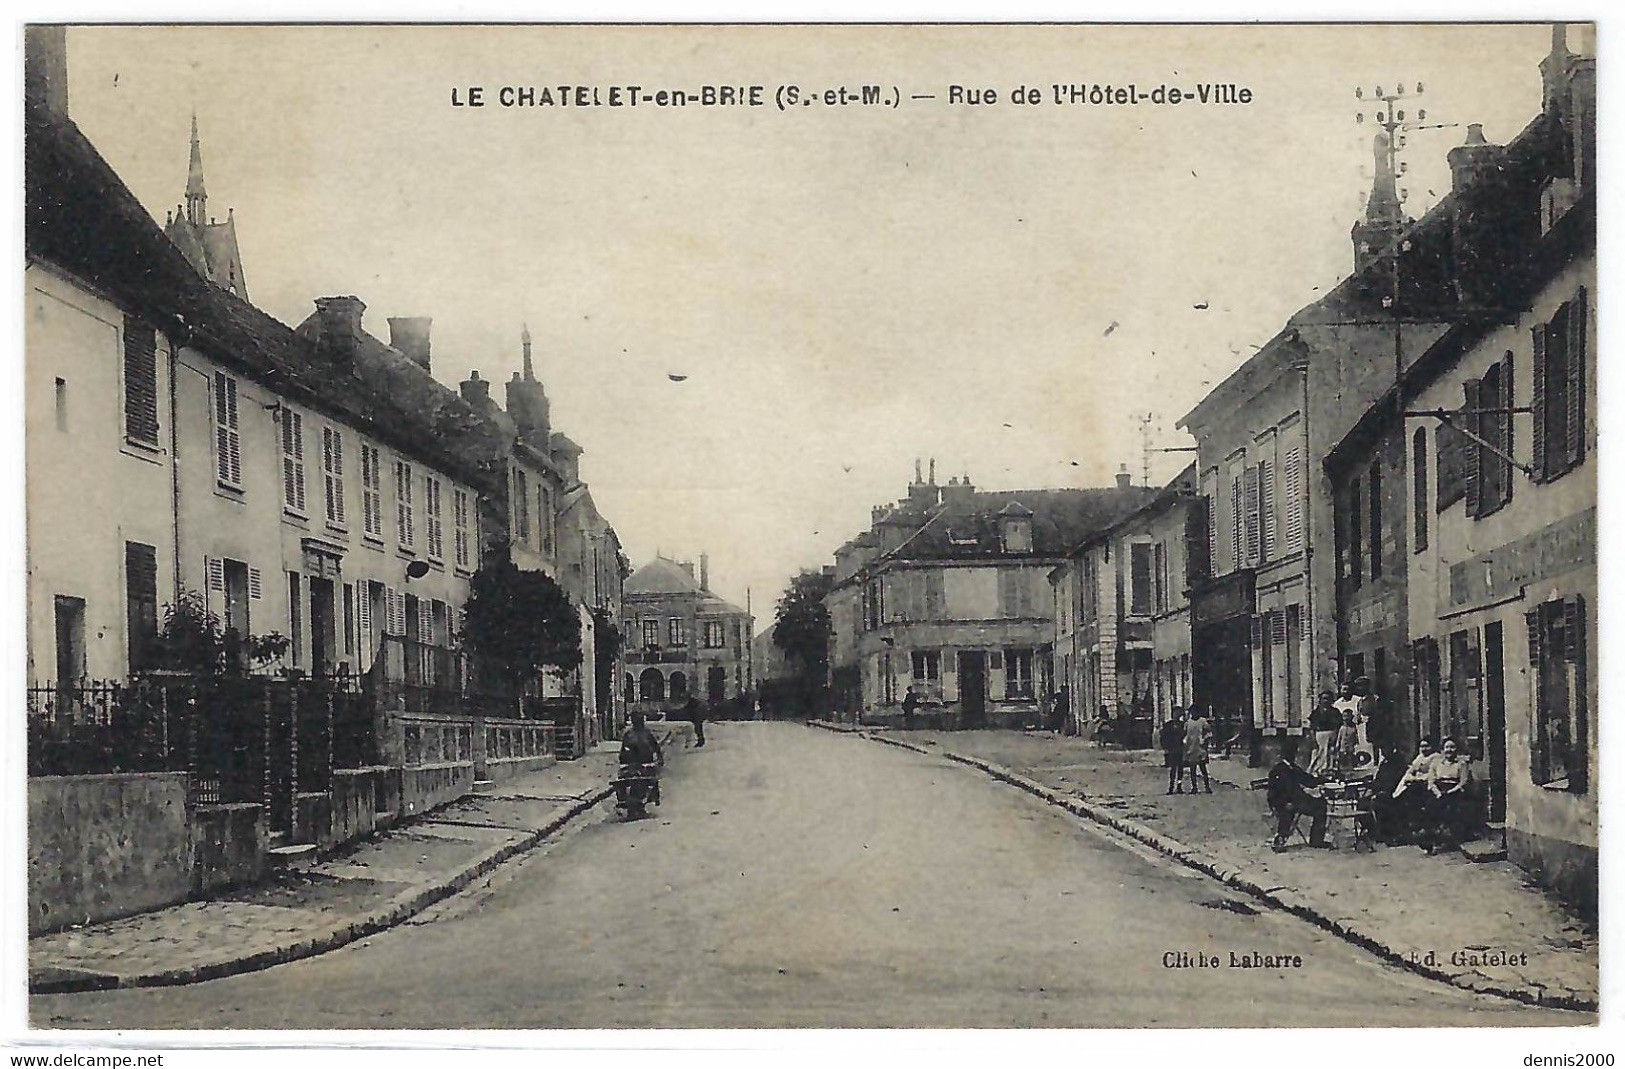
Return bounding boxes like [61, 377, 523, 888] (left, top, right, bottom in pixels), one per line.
[60, 22, 1559, 629]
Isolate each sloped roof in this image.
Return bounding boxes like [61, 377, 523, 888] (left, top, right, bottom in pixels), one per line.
[886, 486, 1160, 562]
[25, 114, 500, 492]
[625, 557, 702, 596]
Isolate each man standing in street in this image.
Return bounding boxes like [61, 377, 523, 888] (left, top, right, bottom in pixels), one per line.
[683, 694, 707, 747]
[1160, 709, 1186, 794]
[901, 684, 918, 731]
[1308, 689, 1341, 774]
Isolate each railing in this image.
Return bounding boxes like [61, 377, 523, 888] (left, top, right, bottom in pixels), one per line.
[29, 673, 373, 838]
[369, 635, 465, 715]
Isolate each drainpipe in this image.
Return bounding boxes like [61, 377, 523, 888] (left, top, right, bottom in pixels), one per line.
[1296, 356, 1316, 720]
[166, 322, 186, 603]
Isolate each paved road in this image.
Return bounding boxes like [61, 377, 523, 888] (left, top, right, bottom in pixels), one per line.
[35, 723, 1580, 1029]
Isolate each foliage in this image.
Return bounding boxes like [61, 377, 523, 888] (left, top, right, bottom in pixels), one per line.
[461, 557, 582, 685]
[773, 569, 834, 681]
[153, 590, 290, 676]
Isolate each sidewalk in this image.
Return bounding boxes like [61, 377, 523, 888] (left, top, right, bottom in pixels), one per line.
[819, 724, 1597, 1011]
[30, 734, 683, 994]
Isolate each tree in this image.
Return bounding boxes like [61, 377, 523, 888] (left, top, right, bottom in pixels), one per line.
[773, 569, 834, 711]
[590, 606, 623, 716]
[152, 590, 290, 676]
[461, 558, 582, 688]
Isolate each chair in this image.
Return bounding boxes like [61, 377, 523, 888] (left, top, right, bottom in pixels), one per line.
[1325, 782, 1376, 852]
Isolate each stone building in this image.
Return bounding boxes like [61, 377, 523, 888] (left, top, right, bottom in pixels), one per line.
[1051, 465, 1199, 743]
[622, 555, 754, 717]
[826, 463, 1155, 728]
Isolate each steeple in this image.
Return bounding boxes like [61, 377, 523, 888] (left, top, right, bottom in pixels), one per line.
[1351, 130, 1406, 275]
[185, 113, 207, 227]
[521, 323, 534, 381]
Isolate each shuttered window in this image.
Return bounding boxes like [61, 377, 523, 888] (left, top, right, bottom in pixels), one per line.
[514, 470, 530, 545]
[1412, 429, 1429, 553]
[280, 409, 306, 513]
[213, 372, 242, 488]
[1129, 544, 1152, 616]
[395, 461, 415, 548]
[453, 488, 472, 570]
[122, 318, 159, 445]
[361, 444, 383, 538]
[322, 426, 346, 527]
[1527, 596, 1588, 792]
[1242, 465, 1262, 566]
[1229, 473, 1243, 571]
[425, 476, 445, 560]
[1259, 458, 1276, 563]
[1436, 395, 1471, 512]
[125, 541, 159, 671]
[1282, 447, 1304, 556]
[1533, 288, 1588, 483]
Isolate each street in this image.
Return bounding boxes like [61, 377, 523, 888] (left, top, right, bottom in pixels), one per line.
[34, 723, 1579, 1029]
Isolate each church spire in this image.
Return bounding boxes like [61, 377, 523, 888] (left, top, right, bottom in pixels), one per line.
[185, 113, 207, 226]
[1362, 130, 1403, 228]
[521, 323, 534, 381]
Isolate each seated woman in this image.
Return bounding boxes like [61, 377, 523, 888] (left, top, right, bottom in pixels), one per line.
[1370, 738, 1437, 844]
[1423, 738, 1476, 854]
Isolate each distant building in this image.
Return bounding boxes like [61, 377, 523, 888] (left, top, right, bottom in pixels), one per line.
[1051, 465, 1200, 742]
[826, 462, 1157, 728]
[622, 555, 754, 716]
[161, 116, 249, 301]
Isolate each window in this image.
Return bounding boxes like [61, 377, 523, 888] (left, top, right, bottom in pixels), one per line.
[54, 596, 86, 685]
[1347, 476, 1363, 590]
[1242, 464, 1262, 565]
[1005, 648, 1034, 699]
[395, 461, 415, 548]
[1470, 354, 1515, 518]
[539, 485, 553, 555]
[213, 372, 242, 488]
[911, 650, 941, 683]
[514, 470, 530, 545]
[1000, 516, 1033, 553]
[424, 476, 444, 560]
[280, 409, 307, 514]
[1368, 460, 1382, 579]
[999, 568, 1034, 618]
[1153, 542, 1169, 613]
[287, 572, 303, 667]
[122, 317, 159, 445]
[704, 620, 726, 648]
[1229, 472, 1243, 569]
[1282, 447, 1304, 555]
[1129, 543, 1153, 616]
[1527, 597, 1588, 792]
[1412, 429, 1429, 553]
[1258, 458, 1276, 562]
[1185, 499, 1212, 581]
[453, 488, 473, 570]
[921, 570, 945, 620]
[322, 426, 346, 527]
[361, 444, 384, 539]
[668, 617, 687, 647]
[1533, 289, 1588, 483]
[125, 542, 158, 671]
[641, 619, 660, 648]
[863, 579, 884, 631]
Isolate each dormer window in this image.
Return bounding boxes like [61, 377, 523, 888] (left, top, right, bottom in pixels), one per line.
[998, 502, 1034, 553]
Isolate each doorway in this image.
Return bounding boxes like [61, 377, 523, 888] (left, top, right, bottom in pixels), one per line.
[54, 595, 85, 686]
[958, 651, 987, 728]
[1483, 622, 1508, 823]
[309, 577, 337, 677]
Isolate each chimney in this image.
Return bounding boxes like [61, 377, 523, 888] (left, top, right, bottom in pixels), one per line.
[942, 473, 976, 506]
[387, 316, 432, 373]
[1116, 464, 1133, 489]
[907, 457, 941, 508]
[24, 26, 69, 123]
[460, 369, 491, 407]
[700, 553, 710, 591]
[313, 296, 366, 362]
[505, 327, 551, 442]
[1447, 125, 1512, 308]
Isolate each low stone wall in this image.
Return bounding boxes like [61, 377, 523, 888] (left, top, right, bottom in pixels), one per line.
[28, 773, 194, 936]
[1508, 827, 1598, 920]
[485, 754, 557, 785]
[192, 802, 265, 896]
[322, 767, 397, 848]
[400, 760, 477, 818]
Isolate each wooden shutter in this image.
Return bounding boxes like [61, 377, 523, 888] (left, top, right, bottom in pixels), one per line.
[1531, 322, 1548, 481]
[1525, 607, 1546, 784]
[1565, 595, 1588, 792]
[1230, 474, 1242, 569]
[1463, 379, 1482, 518]
[122, 318, 159, 444]
[248, 566, 262, 600]
[357, 584, 374, 669]
[1567, 288, 1587, 468]
[1243, 467, 1261, 566]
[1259, 459, 1276, 562]
[418, 599, 433, 644]
[214, 373, 241, 486]
[1184, 500, 1210, 582]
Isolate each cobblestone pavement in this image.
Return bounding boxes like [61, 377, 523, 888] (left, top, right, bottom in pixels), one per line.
[885, 728, 1597, 1009]
[29, 729, 693, 995]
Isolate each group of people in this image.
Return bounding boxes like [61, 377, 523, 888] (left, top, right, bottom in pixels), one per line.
[1306, 678, 1380, 776]
[1371, 736, 1477, 852]
[1158, 707, 1215, 794]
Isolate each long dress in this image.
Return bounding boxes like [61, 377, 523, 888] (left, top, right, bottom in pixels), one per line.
[1184, 717, 1210, 764]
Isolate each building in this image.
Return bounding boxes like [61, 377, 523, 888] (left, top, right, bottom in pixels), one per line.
[622, 555, 754, 717]
[826, 463, 1157, 728]
[1328, 26, 1594, 910]
[1051, 465, 1199, 743]
[26, 32, 498, 692]
[161, 115, 248, 301]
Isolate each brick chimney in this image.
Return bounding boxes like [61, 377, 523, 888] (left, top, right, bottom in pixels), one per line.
[700, 553, 710, 592]
[1115, 464, 1134, 489]
[24, 26, 68, 123]
[313, 296, 366, 362]
[906, 457, 940, 509]
[460, 369, 491, 407]
[941, 474, 976, 506]
[387, 316, 432, 373]
[1447, 124, 1512, 309]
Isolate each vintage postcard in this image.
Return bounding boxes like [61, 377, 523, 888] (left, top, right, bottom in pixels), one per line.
[17, 19, 1599, 1041]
